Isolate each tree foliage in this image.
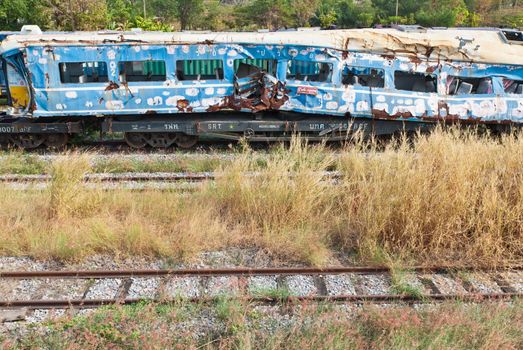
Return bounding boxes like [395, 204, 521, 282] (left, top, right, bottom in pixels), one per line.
[0, 0, 520, 31]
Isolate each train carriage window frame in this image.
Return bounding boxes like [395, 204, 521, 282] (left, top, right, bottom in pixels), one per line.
[234, 59, 277, 78]
[176, 59, 224, 81]
[59, 62, 109, 84]
[503, 79, 523, 95]
[342, 66, 385, 88]
[446, 76, 493, 95]
[394, 71, 437, 93]
[118, 60, 166, 82]
[286, 60, 333, 83]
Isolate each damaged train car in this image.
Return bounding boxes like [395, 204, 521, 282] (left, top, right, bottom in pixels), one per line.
[0, 25, 522, 148]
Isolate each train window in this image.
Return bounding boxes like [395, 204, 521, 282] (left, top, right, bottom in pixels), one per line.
[447, 76, 492, 95]
[59, 62, 108, 84]
[118, 61, 166, 82]
[176, 60, 223, 81]
[234, 59, 277, 78]
[503, 79, 523, 94]
[342, 67, 384, 88]
[286, 60, 332, 83]
[394, 71, 436, 92]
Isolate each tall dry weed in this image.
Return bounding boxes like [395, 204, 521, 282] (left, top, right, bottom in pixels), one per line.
[337, 127, 523, 265]
[48, 152, 99, 219]
[207, 137, 337, 264]
[0, 129, 522, 265]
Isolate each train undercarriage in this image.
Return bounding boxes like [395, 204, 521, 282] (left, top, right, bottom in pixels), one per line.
[0, 111, 513, 150]
[0, 112, 444, 149]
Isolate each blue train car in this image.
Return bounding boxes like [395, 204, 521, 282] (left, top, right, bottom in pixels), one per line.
[0, 26, 522, 148]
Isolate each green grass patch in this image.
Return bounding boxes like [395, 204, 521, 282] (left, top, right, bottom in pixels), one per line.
[6, 300, 523, 349]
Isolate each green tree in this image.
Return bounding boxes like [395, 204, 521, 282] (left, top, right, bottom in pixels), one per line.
[416, 0, 470, 27]
[196, 0, 236, 31]
[372, 0, 425, 24]
[238, 0, 294, 30]
[292, 0, 320, 27]
[44, 0, 108, 31]
[0, 0, 28, 30]
[175, 0, 204, 30]
[0, 0, 49, 30]
[336, 0, 376, 28]
[107, 0, 137, 29]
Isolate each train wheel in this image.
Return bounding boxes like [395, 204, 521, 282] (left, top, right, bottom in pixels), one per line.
[146, 133, 177, 148]
[174, 134, 198, 149]
[10, 134, 46, 149]
[44, 133, 69, 149]
[124, 132, 148, 149]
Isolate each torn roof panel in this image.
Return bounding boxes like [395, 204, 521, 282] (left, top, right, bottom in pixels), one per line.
[0, 27, 522, 66]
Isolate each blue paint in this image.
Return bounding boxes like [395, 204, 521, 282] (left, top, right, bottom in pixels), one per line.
[2, 40, 523, 123]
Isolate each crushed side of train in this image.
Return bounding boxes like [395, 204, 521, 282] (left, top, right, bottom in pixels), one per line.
[0, 26, 522, 148]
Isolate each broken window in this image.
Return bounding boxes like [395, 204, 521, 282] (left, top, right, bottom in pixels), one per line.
[342, 66, 384, 88]
[503, 79, 523, 94]
[59, 62, 108, 84]
[176, 60, 224, 81]
[394, 71, 436, 92]
[234, 59, 277, 78]
[447, 76, 493, 95]
[286, 60, 332, 83]
[118, 60, 166, 82]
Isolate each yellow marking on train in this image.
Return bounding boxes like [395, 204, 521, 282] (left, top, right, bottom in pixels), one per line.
[8, 86, 29, 108]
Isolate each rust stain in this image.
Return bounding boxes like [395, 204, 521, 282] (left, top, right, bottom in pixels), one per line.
[409, 56, 422, 65]
[104, 81, 120, 91]
[373, 104, 513, 126]
[176, 99, 192, 112]
[44, 73, 50, 89]
[371, 109, 413, 120]
[426, 65, 438, 74]
[207, 72, 289, 113]
[381, 54, 395, 60]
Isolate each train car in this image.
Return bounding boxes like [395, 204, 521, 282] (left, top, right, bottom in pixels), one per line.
[0, 25, 522, 148]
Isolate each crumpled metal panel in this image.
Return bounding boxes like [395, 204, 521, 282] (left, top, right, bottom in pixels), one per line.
[7, 41, 523, 124]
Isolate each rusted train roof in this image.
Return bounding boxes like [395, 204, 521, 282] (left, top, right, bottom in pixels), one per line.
[1, 27, 522, 66]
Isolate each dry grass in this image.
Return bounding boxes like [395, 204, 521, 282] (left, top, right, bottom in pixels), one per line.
[0, 149, 231, 174]
[0, 128, 522, 265]
[6, 300, 523, 349]
[336, 128, 523, 266]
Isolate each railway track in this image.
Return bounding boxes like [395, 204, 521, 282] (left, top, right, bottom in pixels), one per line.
[0, 171, 345, 191]
[0, 171, 342, 183]
[0, 266, 521, 315]
[0, 172, 216, 183]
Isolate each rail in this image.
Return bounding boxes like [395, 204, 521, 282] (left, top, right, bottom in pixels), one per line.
[0, 265, 521, 312]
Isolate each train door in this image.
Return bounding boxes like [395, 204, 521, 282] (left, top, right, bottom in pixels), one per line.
[381, 70, 439, 120]
[442, 75, 498, 122]
[337, 65, 386, 118]
[174, 57, 231, 113]
[283, 58, 338, 115]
